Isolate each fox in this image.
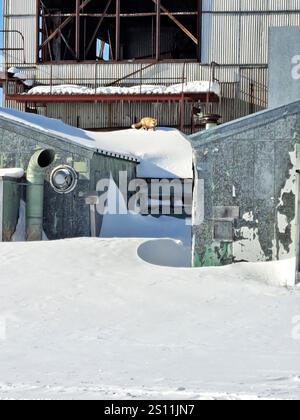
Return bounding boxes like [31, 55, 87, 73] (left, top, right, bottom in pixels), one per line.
[131, 117, 158, 131]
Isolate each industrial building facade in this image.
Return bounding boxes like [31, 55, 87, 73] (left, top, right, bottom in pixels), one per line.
[1, 1, 300, 132]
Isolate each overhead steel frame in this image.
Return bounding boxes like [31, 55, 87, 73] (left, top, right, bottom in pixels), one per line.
[37, 0, 201, 63]
[6, 92, 220, 133]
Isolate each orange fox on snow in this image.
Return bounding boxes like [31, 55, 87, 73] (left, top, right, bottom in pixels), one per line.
[131, 117, 158, 131]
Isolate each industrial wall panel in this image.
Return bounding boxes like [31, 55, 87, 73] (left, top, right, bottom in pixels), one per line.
[4, 0, 36, 16]
[201, 0, 300, 65]
[4, 16, 36, 64]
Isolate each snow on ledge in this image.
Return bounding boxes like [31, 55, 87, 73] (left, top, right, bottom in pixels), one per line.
[0, 168, 24, 179]
[25, 81, 220, 97]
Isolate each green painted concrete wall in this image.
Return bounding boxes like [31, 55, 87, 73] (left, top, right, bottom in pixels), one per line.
[190, 100, 300, 268]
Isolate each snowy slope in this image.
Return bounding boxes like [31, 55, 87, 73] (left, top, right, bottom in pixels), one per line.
[89, 128, 193, 179]
[0, 108, 192, 179]
[0, 237, 299, 400]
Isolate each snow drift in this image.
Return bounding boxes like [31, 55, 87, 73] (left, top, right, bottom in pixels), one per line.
[0, 237, 299, 400]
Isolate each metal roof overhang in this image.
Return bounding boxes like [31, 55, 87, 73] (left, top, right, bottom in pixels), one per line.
[6, 92, 220, 104]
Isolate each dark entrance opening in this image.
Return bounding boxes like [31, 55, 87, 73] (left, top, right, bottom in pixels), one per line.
[38, 0, 200, 62]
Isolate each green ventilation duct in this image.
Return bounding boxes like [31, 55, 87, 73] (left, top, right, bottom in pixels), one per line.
[26, 149, 55, 241]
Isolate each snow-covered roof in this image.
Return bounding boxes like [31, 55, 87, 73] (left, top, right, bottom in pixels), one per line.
[89, 129, 193, 179]
[0, 107, 193, 179]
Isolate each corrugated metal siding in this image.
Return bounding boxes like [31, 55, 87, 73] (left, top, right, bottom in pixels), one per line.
[4, 0, 36, 65]
[203, 0, 300, 12]
[202, 0, 300, 64]
[4, 0, 36, 16]
[3, 62, 267, 131]
[3, 0, 293, 131]
[4, 16, 36, 64]
[31, 62, 241, 86]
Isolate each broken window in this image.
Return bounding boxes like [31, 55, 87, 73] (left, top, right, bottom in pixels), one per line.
[38, 0, 200, 62]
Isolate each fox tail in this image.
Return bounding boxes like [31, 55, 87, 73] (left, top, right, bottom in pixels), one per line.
[131, 122, 143, 129]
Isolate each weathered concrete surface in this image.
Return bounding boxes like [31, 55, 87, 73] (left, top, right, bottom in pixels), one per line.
[269, 27, 300, 108]
[0, 114, 137, 240]
[0, 176, 21, 241]
[190, 100, 300, 269]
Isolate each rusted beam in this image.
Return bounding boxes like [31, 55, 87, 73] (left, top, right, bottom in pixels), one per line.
[40, 2, 53, 61]
[151, 0, 198, 45]
[107, 62, 157, 86]
[180, 96, 185, 131]
[115, 0, 121, 61]
[156, 0, 161, 61]
[43, 12, 199, 18]
[86, 0, 113, 57]
[198, 0, 203, 61]
[75, 0, 81, 60]
[98, 40, 105, 59]
[39, 0, 93, 50]
[60, 30, 77, 60]
[7, 93, 220, 104]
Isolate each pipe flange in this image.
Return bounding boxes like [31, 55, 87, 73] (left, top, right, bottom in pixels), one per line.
[50, 165, 78, 194]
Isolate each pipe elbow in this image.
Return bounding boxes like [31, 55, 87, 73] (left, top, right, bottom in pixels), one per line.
[26, 149, 56, 183]
[26, 149, 55, 241]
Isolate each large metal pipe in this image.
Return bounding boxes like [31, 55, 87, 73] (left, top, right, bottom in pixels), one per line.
[26, 149, 55, 241]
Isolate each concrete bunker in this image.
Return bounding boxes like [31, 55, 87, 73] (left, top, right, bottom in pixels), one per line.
[189, 99, 300, 284]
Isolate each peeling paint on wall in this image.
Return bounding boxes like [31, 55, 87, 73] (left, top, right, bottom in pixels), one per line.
[194, 242, 233, 268]
[233, 212, 266, 262]
[273, 149, 296, 259]
[190, 100, 300, 273]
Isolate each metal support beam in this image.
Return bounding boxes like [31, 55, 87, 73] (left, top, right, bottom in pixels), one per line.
[76, 0, 81, 60]
[39, 0, 93, 50]
[86, 0, 113, 57]
[180, 96, 185, 131]
[60, 30, 77, 60]
[156, 0, 161, 61]
[43, 12, 199, 18]
[198, 0, 203, 61]
[116, 0, 121, 61]
[152, 0, 198, 45]
[6, 93, 220, 104]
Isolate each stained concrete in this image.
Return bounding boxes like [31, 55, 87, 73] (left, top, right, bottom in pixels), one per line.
[190, 100, 300, 271]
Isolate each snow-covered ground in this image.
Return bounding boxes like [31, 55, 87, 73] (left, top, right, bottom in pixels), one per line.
[0, 237, 300, 400]
[0, 108, 193, 179]
[24, 81, 220, 97]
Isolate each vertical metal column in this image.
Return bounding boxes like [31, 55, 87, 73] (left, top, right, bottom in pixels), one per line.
[76, 0, 81, 60]
[115, 0, 121, 61]
[156, 0, 161, 61]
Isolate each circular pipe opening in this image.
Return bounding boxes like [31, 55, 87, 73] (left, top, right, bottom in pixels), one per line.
[37, 149, 55, 168]
[50, 165, 78, 194]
